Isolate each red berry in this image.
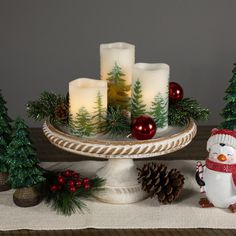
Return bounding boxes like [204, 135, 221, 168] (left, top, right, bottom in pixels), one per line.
[57, 175, 65, 184]
[50, 185, 57, 192]
[84, 184, 90, 190]
[57, 185, 62, 191]
[75, 180, 82, 187]
[67, 180, 75, 187]
[73, 173, 80, 179]
[69, 186, 76, 193]
[63, 170, 72, 177]
[83, 177, 90, 185]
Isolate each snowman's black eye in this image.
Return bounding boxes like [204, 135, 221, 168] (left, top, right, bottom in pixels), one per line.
[220, 143, 225, 147]
[227, 154, 232, 156]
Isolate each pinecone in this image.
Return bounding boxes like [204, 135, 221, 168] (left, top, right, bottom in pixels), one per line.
[54, 102, 69, 124]
[137, 162, 185, 204]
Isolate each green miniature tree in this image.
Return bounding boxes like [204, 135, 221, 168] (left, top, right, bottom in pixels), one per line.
[71, 107, 94, 137]
[6, 117, 45, 188]
[0, 91, 12, 174]
[131, 80, 146, 119]
[149, 94, 168, 128]
[93, 91, 106, 133]
[107, 63, 131, 110]
[219, 63, 236, 130]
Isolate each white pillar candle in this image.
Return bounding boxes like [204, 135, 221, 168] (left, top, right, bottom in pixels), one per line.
[69, 78, 107, 121]
[100, 42, 135, 91]
[132, 63, 170, 130]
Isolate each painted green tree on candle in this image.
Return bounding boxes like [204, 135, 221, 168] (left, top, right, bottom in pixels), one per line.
[131, 79, 146, 119]
[107, 63, 131, 110]
[93, 91, 106, 133]
[0, 91, 12, 191]
[149, 94, 168, 128]
[72, 107, 94, 137]
[6, 117, 45, 188]
[219, 63, 236, 130]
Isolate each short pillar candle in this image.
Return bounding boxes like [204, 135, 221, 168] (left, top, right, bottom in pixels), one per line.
[132, 63, 169, 130]
[69, 78, 107, 121]
[100, 42, 135, 93]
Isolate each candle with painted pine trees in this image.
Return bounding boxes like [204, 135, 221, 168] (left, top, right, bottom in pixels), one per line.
[132, 63, 169, 131]
[69, 78, 107, 136]
[100, 42, 135, 101]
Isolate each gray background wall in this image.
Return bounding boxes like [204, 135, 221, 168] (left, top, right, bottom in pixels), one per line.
[0, 0, 235, 127]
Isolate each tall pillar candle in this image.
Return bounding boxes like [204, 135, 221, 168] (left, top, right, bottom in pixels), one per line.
[132, 63, 169, 130]
[69, 78, 107, 134]
[100, 42, 135, 97]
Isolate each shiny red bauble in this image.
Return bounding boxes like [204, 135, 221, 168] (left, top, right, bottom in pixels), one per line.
[83, 177, 90, 185]
[67, 180, 75, 187]
[131, 115, 156, 140]
[169, 82, 184, 102]
[75, 180, 82, 187]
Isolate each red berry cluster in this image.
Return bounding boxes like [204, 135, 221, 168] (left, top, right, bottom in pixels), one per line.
[49, 170, 91, 193]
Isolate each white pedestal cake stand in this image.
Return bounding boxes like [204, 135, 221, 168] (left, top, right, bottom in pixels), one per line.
[43, 119, 197, 204]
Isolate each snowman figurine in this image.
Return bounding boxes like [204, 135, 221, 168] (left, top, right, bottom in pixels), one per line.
[196, 128, 236, 212]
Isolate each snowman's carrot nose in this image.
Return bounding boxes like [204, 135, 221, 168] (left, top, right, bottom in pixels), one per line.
[217, 154, 227, 162]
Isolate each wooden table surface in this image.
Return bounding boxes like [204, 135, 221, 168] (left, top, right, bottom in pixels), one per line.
[2, 126, 236, 236]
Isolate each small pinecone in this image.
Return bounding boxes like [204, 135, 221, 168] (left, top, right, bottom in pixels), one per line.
[54, 102, 69, 124]
[137, 162, 185, 204]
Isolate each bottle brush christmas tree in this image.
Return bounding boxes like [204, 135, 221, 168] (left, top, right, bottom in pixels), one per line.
[0, 91, 12, 191]
[107, 63, 131, 110]
[219, 63, 236, 130]
[6, 117, 45, 207]
[131, 79, 146, 119]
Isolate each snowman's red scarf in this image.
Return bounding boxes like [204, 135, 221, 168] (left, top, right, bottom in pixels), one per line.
[206, 158, 236, 185]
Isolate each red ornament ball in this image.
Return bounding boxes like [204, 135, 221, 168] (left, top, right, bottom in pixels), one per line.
[57, 175, 65, 184]
[131, 115, 156, 140]
[169, 82, 184, 102]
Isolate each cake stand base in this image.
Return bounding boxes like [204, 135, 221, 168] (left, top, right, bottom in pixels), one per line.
[95, 159, 148, 204]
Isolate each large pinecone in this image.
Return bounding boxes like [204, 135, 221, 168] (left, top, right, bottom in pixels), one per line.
[137, 162, 185, 204]
[54, 102, 69, 124]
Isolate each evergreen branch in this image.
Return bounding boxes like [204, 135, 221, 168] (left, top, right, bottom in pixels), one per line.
[102, 106, 130, 137]
[168, 98, 209, 126]
[43, 170, 105, 216]
[27, 91, 66, 121]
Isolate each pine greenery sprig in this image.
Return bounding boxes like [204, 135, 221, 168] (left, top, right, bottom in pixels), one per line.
[27, 91, 66, 121]
[43, 170, 105, 215]
[168, 98, 209, 126]
[102, 106, 130, 137]
[131, 80, 146, 119]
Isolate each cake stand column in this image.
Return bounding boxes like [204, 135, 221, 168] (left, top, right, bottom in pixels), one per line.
[95, 158, 148, 204]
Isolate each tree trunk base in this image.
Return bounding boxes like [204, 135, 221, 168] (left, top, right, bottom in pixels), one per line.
[0, 172, 11, 192]
[13, 187, 41, 207]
